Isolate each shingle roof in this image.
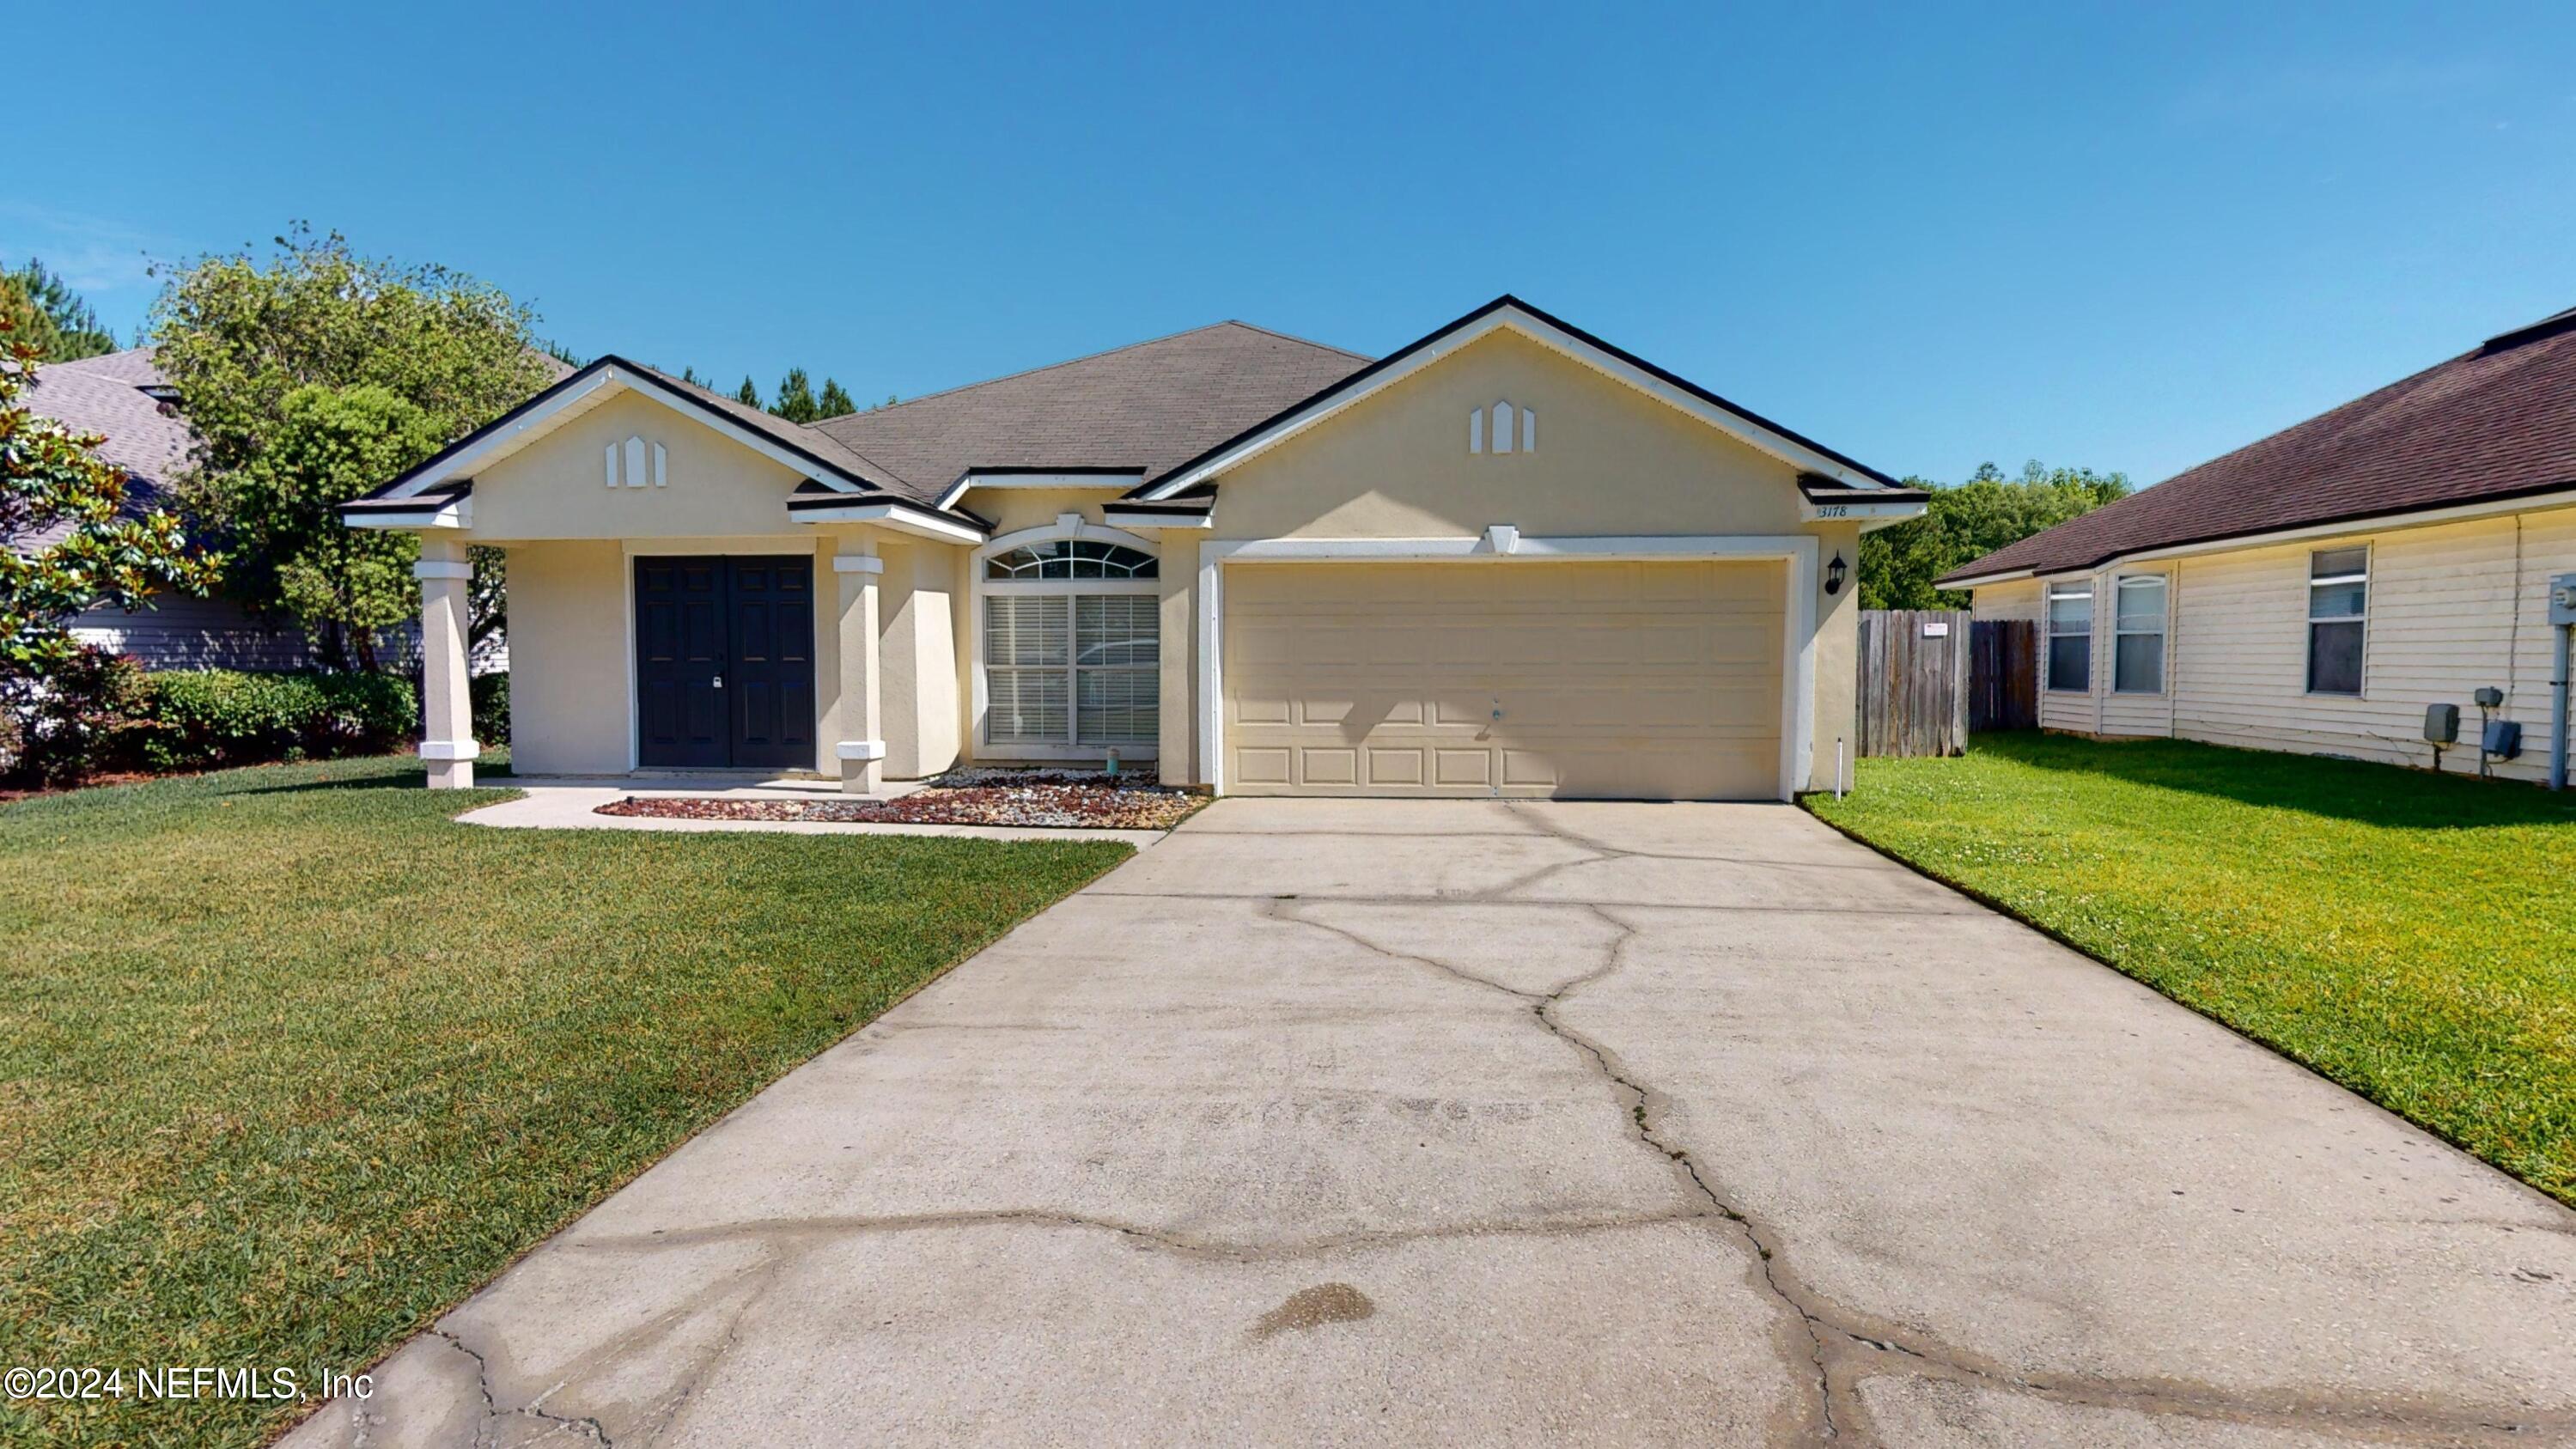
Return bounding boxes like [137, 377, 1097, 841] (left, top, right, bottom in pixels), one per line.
[7, 349, 188, 552]
[1940, 307, 2576, 585]
[805, 321, 1372, 502]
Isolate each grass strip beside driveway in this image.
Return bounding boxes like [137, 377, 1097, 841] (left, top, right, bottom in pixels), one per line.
[1808, 733, 2576, 1209]
[0, 755, 1132, 1447]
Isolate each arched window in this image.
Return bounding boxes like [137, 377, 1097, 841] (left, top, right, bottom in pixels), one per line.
[1490, 400, 1514, 454]
[984, 539, 1158, 581]
[978, 532, 1160, 752]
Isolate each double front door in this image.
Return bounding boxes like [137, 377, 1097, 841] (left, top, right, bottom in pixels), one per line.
[634, 556, 816, 770]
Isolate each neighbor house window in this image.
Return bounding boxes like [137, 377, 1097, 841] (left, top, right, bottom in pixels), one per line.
[2306, 546, 2367, 696]
[2112, 575, 2166, 694]
[981, 539, 1159, 749]
[2047, 582, 2093, 691]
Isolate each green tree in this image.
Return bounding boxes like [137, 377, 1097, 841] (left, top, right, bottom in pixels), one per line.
[150, 225, 551, 667]
[771, 368, 818, 423]
[0, 257, 118, 362]
[815, 377, 856, 419]
[735, 375, 761, 408]
[0, 324, 216, 682]
[242, 387, 449, 669]
[1857, 460, 2133, 610]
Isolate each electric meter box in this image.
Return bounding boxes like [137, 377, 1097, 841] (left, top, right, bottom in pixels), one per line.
[2555, 572, 2576, 626]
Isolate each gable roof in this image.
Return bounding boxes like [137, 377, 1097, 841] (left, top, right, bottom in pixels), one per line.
[806, 321, 1370, 502]
[1940, 307, 2576, 587]
[1130, 295, 1902, 500]
[356, 353, 917, 504]
[6, 349, 188, 553]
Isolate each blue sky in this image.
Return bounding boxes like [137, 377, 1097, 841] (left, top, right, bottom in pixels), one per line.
[10, 3, 2571, 486]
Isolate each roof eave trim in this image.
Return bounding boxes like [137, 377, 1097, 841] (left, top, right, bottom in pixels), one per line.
[1136, 296, 1898, 500]
[934, 466, 1149, 511]
[368, 358, 881, 502]
[786, 496, 989, 545]
[1937, 478, 2576, 588]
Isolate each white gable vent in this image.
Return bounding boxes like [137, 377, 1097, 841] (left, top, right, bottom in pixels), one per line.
[1468, 401, 1536, 455]
[603, 436, 670, 488]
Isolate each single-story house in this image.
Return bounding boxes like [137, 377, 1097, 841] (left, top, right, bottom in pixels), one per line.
[341, 295, 1927, 797]
[1940, 306, 2576, 784]
[14, 348, 509, 673]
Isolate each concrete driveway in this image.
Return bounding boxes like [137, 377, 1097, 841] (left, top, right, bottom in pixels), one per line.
[290, 800, 2576, 1447]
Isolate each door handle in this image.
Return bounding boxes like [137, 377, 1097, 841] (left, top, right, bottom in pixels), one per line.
[713, 674, 724, 690]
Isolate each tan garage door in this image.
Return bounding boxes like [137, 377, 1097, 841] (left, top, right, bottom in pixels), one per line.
[1223, 561, 1783, 799]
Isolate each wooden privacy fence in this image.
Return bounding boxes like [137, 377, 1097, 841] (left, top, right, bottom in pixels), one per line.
[1854, 610, 1971, 757]
[1970, 618, 2037, 732]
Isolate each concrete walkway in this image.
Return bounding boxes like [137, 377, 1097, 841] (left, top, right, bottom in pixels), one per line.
[289, 800, 2576, 1446]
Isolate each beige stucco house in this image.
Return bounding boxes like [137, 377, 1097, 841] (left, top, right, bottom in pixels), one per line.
[343, 297, 1926, 799]
[1941, 305, 2576, 786]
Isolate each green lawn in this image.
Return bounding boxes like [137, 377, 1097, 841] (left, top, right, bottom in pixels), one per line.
[0, 756, 1132, 1447]
[1809, 732, 2576, 1208]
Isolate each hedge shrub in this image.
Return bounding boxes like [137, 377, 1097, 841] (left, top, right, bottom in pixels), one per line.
[139, 670, 417, 772]
[471, 671, 509, 746]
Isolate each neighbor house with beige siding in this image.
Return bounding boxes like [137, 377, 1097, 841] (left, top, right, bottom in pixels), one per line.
[343, 296, 1926, 799]
[1945, 307, 2576, 785]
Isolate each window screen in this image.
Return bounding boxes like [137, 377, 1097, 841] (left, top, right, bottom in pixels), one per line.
[2113, 576, 2165, 694]
[984, 596, 1071, 744]
[984, 591, 1160, 746]
[1074, 594, 1160, 745]
[2306, 547, 2367, 695]
[2047, 585, 2092, 692]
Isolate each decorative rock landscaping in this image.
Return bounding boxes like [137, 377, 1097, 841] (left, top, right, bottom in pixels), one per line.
[594, 767, 1205, 831]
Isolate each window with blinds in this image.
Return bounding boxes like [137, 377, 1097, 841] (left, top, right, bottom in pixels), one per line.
[984, 593, 1159, 746]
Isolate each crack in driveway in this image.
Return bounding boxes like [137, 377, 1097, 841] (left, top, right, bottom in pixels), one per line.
[1257, 803, 2573, 1444]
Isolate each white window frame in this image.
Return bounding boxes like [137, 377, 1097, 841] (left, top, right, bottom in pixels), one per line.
[2046, 581, 2094, 694]
[2110, 575, 2167, 695]
[2305, 545, 2369, 697]
[970, 519, 1161, 760]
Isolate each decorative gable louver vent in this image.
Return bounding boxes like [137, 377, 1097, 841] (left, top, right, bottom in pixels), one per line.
[603, 435, 668, 488]
[1468, 401, 1535, 455]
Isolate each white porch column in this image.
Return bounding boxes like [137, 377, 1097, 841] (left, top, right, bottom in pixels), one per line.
[414, 539, 478, 789]
[834, 547, 885, 794]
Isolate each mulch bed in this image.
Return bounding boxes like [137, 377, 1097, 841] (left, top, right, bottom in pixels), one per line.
[594, 767, 1205, 831]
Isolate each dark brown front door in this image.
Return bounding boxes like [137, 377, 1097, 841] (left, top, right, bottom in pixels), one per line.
[634, 557, 815, 770]
[725, 557, 815, 770]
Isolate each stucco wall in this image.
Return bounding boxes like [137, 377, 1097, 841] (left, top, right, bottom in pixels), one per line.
[467, 392, 813, 543]
[1974, 502, 2576, 782]
[503, 540, 630, 773]
[1211, 330, 1810, 540]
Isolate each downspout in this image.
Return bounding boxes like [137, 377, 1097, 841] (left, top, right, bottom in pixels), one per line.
[2553, 612, 2570, 791]
[2552, 571, 2575, 791]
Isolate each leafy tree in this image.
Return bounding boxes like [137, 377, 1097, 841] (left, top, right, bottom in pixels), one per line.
[1858, 460, 2133, 610]
[0, 325, 217, 683]
[238, 386, 449, 670]
[771, 368, 818, 424]
[815, 377, 856, 419]
[541, 338, 586, 369]
[735, 375, 761, 407]
[0, 257, 118, 362]
[150, 225, 551, 667]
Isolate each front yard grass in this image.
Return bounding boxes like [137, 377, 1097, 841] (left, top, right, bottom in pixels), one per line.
[1808, 732, 2576, 1208]
[0, 755, 1132, 1447]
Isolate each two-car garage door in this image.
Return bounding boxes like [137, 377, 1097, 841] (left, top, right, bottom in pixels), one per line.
[1222, 561, 1784, 799]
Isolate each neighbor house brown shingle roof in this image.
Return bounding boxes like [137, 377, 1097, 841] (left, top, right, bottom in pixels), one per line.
[805, 321, 1372, 502]
[1939, 307, 2576, 586]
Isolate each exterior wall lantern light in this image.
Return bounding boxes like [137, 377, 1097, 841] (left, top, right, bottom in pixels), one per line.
[1824, 552, 1848, 597]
